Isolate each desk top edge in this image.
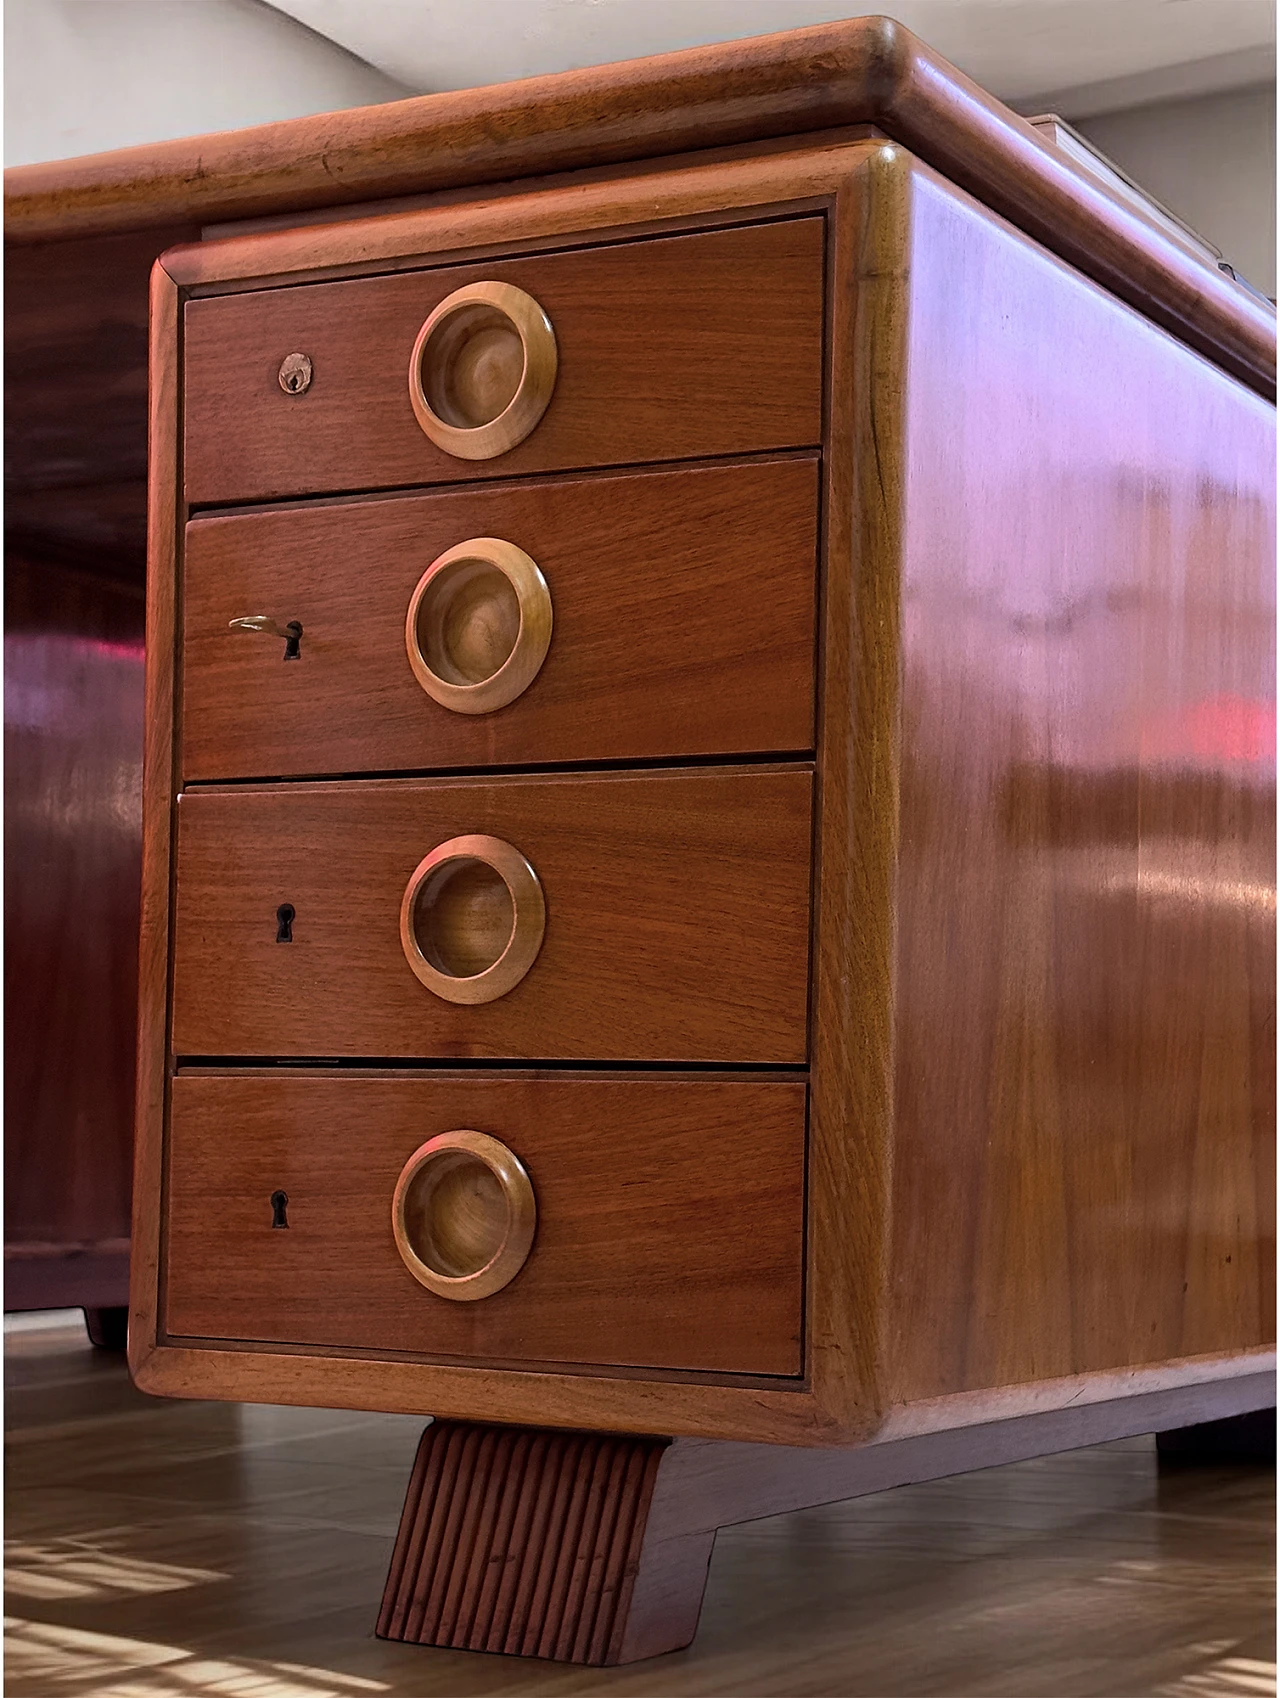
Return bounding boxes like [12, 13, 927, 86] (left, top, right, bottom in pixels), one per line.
[5, 14, 1274, 395]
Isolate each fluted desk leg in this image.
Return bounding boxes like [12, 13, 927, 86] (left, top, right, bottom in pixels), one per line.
[376, 1421, 711, 1665]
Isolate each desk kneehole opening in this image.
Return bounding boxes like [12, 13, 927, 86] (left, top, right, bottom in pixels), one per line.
[406, 539, 552, 714]
[393, 1131, 537, 1301]
[400, 834, 546, 1004]
[409, 281, 557, 460]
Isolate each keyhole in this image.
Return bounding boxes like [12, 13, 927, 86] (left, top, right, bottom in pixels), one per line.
[276, 903, 295, 942]
[282, 620, 303, 661]
[277, 352, 312, 395]
[270, 1190, 289, 1229]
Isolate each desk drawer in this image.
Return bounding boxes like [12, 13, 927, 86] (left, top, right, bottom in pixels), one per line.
[171, 767, 812, 1063]
[183, 218, 824, 505]
[182, 457, 818, 780]
[163, 1071, 805, 1376]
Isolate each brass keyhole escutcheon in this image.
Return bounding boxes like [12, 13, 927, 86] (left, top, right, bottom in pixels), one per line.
[406, 539, 552, 715]
[400, 835, 545, 1005]
[408, 282, 557, 460]
[278, 353, 312, 395]
[392, 1131, 536, 1301]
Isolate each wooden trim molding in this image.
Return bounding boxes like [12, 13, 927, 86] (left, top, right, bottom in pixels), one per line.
[4, 18, 1272, 396]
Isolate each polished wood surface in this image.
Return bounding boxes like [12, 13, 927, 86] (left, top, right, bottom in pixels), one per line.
[377, 1422, 675, 1663]
[5, 19, 1270, 398]
[880, 162, 1276, 1402]
[135, 133, 1274, 1449]
[392, 1129, 539, 1302]
[399, 834, 548, 1006]
[4, 226, 196, 575]
[4, 555, 144, 1312]
[182, 218, 824, 504]
[163, 1072, 805, 1376]
[405, 536, 554, 717]
[169, 767, 813, 1064]
[131, 262, 181, 1363]
[8, 1318, 1275, 1697]
[409, 279, 559, 460]
[4, 228, 191, 1311]
[181, 456, 818, 779]
[132, 150, 867, 1447]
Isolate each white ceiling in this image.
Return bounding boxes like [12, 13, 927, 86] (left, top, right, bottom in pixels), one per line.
[264, 0, 1276, 117]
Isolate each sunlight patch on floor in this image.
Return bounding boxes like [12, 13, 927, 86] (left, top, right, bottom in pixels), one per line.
[3, 1618, 390, 1698]
[1158, 1650, 1278, 1697]
[6, 1539, 226, 1602]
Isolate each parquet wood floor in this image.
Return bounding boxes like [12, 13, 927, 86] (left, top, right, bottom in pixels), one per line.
[4, 1315, 1273, 1698]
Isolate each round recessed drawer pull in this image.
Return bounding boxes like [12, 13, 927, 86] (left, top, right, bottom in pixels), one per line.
[405, 538, 552, 715]
[393, 1130, 536, 1301]
[400, 833, 545, 1004]
[408, 281, 557, 460]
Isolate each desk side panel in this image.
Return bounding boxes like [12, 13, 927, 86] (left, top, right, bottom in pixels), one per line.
[888, 165, 1276, 1405]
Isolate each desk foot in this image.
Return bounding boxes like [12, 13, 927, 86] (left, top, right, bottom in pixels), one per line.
[1157, 1406, 1275, 1467]
[84, 1307, 128, 1351]
[376, 1420, 711, 1665]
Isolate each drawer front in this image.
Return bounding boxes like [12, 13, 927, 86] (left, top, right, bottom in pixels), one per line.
[171, 768, 812, 1063]
[183, 219, 825, 505]
[183, 457, 819, 781]
[164, 1072, 805, 1375]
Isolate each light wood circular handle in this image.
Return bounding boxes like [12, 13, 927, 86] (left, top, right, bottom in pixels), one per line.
[409, 281, 557, 460]
[400, 834, 545, 1004]
[405, 538, 552, 714]
[392, 1130, 536, 1301]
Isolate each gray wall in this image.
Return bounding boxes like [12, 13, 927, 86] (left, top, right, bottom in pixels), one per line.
[1080, 83, 1276, 296]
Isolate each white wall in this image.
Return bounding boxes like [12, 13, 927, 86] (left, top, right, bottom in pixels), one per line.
[1079, 84, 1276, 297]
[4, 0, 408, 167]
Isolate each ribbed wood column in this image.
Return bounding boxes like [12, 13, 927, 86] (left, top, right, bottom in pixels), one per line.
[376, 1420, 705, 1665]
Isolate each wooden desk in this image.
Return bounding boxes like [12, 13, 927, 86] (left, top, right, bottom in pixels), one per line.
[6, 14, 1274, 1664]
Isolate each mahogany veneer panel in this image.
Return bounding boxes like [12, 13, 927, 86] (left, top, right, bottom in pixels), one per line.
[183, 218, 824, 506]
[171, 767, 812, 1064]
[164, 1071, 805, 1375]
[182, 457, 818, 780]
[883, 170, 1276, 1398]
[4, 556, 143, 1308]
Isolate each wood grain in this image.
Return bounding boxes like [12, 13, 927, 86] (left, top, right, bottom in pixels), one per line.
[133, 140, 1274, 1449]
[4, 18, 1269, 397]
[3, 554, 144, 1309]
[376, 1422, 678, 1663]
[163, 1071, 805, 1377]
[181, 457, 818, 779]
[128, 259, 181, 1384]
[883, 163, 1276, 1400]
[182, 218, 824, 505]
[130, 154, 855, 1446]
[170, 767, 813, 1064]
[800, 147, 906, 1458]
[4, 226, 198, 577]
